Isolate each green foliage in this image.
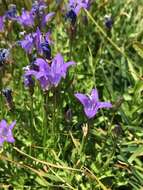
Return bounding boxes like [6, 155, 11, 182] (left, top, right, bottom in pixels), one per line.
[0, 0, 143, 189]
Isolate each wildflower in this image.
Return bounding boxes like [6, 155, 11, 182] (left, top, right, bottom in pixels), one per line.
[2, 88, 14, 109]
[104, 15, 113, 30]
[19, 33, 35, 54]
[0, 49, 10, 67]
[24, 53, 75, 90]
[30, 0, 55, 27]
[49, 53, 76, 86]
[24, 58, 51, 90]
[17, 8, 34, 27]
[0, 120, 16, 146]
[5, 4, 18, 20]
[66, 0, 90, 25]
[75, 88, 112, 119]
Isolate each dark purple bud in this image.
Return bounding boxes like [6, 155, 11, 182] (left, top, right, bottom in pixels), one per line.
[24, 75, 35, 95]
[0, 49, 10, 67]
[104, 15, 113, 30]
[65, 108, 72, 123]
[113, 124, 122, 136]
[40, 41, 51, 60]
[5, 4, 17, 20]
[2, 88, 14, 109]
[66, 9, 77, 25]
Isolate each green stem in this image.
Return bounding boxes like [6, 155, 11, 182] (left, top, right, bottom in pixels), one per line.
[43, 91, 49, 147]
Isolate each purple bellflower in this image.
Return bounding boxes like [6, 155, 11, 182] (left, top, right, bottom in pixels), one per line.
[30, 0, 55, 27]
[75, 88, 112, 119]
[49, 53, 76, 86]
[24, 58, 51, 90]
[24, 53, 75, 90]
[19, 28, 53, 57]
[66, 0, 90, 25]
[19, 33, 35, 54]
[17, 8, 34, 27]
[0, 120, 16, 146]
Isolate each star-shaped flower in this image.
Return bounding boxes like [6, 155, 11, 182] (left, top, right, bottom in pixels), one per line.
[0, 120, 16, 146]
[75, 88, 112, 119]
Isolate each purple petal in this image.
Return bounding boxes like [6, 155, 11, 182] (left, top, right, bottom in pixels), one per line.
[35, 58, 50, 72]
[48, 73, 61, 86]
[91, 88, 99, 102]
[38, 76, 51, 90]
[42, 12, 55, 26]
[18, 9, 34, 27]
[25, 70, 38, 77]
[98, 102, 112, 109]
[45, 31, 53, 45]
[9, 121, 16, 130]
[84, 104, 99, 119]
[0, 120, 7, 128]
[6, 131, 15, 143]
[62, 61, 76, 78]
[34, 27, 42, 53]
[75, 93, 89, 107]
[44, 12, 55, 22]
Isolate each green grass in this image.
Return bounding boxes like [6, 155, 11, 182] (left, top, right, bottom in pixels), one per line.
[0, 0, 143, 189]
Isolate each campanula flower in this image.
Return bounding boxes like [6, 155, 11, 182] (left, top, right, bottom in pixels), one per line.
[24, 58, 51, 90]
[75, 88, 112, 119]
[24, 53, 75, 90]
[17, 8, 34, 27]
[19, 33, 35, 54]
[31, 1, 45, 17]
[66, 0, 90, 25]
[20, 28, 53, 56]
[49, 53, 76, 86]
[0, 120, 16, 146]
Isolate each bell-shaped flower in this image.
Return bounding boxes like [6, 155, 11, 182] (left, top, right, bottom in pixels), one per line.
[75, 88, 112, 119]
[0, 120, 16, 146]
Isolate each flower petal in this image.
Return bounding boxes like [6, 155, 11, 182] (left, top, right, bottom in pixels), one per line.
[98, 102, 112, 109]
[75, 93, 89, 107]
[9, 121, 16, 130]
[91, 88, 99, 102]
[62, 61, 76, 78]
[0, 120, 7, 128]
[84, 104, 98, 119]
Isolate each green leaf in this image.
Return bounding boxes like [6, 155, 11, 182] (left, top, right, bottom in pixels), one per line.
[35, 176, 50, 187]
[128, 146, 143, 164]
[133, 41, 143, 58]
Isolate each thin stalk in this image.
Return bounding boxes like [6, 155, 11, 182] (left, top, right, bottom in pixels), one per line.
[43, 91, 49, 147]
